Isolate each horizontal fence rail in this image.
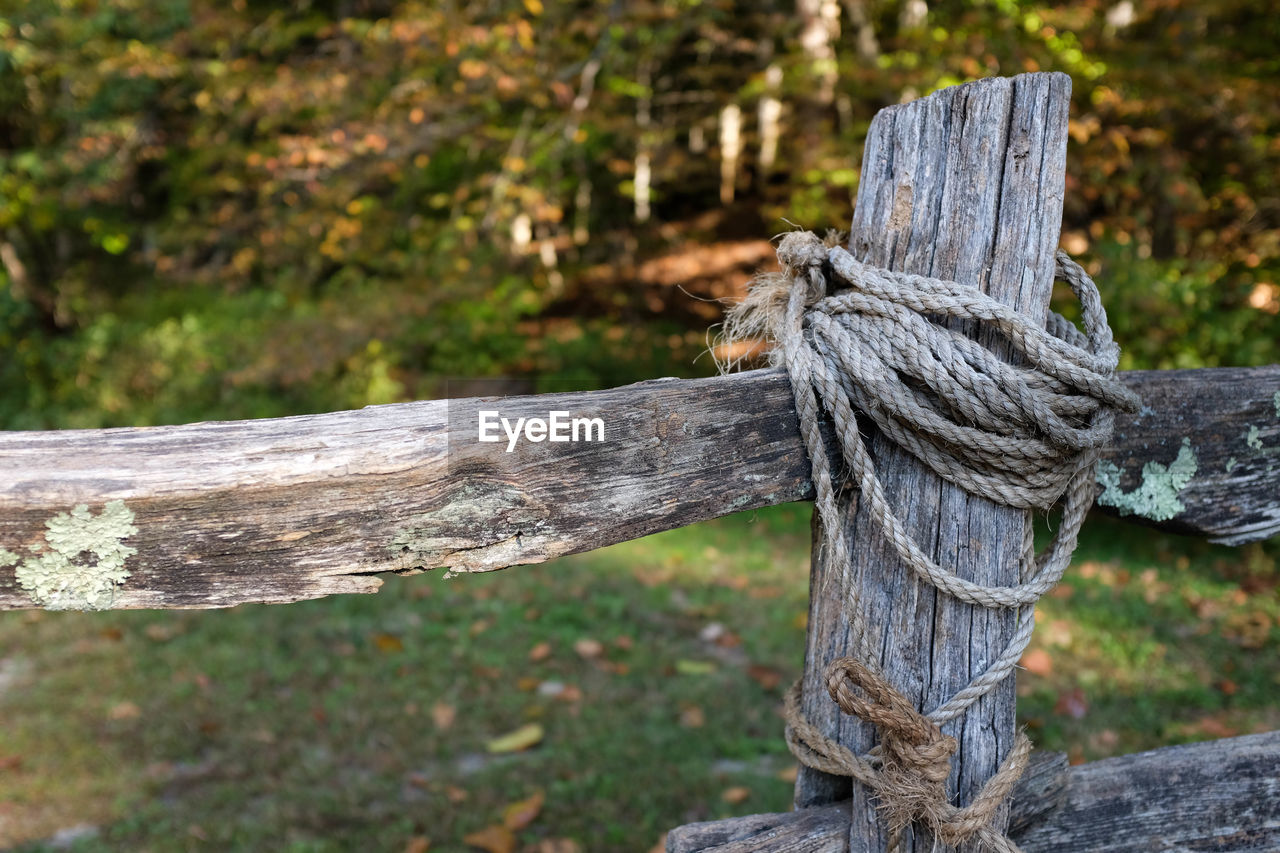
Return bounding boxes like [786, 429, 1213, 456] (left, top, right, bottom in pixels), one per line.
[667, 730, 1280, 852]
[1, 364, 1277, 610]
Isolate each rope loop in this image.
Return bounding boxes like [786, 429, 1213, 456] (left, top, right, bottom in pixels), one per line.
[826, 657, 956, 784]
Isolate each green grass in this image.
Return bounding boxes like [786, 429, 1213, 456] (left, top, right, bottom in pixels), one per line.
[0, 505, 1276, 852]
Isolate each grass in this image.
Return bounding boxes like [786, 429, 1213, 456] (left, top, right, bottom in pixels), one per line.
[0, 504, 1276, 852]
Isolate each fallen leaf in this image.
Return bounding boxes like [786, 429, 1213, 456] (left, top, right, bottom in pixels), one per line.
[1185, 715, 1239, 739]
[791, 611, 808, 630]
[502, 790, 545, 830]
[431, 702, 456, 731]
[1019, 648, 1053, 677]
[0, 755, 23, 772]
[532, 840, 581, 853]
[145, 623, 180, 642]
[747, 585, 782, 599]
[1093, 729, 1120, 750]
[776, 765, 798, 783]
[446, 785, 469, 803]
[528, 641, 552, 662]
[473, 665, 501, 679]
[470, 618, 493, 637]
[486, 723, 544, 754]
[372, 633, 404, 653]
[613, 635, 634, 650]
[647, 835, 667, 853]
[573, 638, 603, 659]
[516, 677, 541, 691]
[699, 622, 727, 643]
[1217, 678, 1239, 696]
[721, 786, 751, 804]
[108, 701, 141, 720]
[676, 659, 715, 675]
[714, 631, 742, 648]
[403, 837, 431, 853]
[1054, 688, 1089, 720]
[463, 824, 515, 853]
[1043, 620, 1073, 648]
[747, 665, 782, 690]
[679, 705, 705, 728]
[1225, 610, 1272, 649]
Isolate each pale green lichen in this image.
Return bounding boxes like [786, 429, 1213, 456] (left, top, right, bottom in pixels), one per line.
[1274, 390, 1280, 418]
[1095, 438, 1197, 522]
[1225, 456, 1238, 473]
[7, 501, 138, 610]
[1246, 425, 1263, 450]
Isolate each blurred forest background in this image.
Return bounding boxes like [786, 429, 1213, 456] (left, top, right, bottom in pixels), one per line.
[1, 1, 1279, 851]
[2, 0, 1278, 429]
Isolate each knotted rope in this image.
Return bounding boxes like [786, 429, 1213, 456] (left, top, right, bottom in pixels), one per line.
[719, 231, 1140, 851]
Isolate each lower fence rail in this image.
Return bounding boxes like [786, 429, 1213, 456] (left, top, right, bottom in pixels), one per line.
[667, 730, 1280, 852]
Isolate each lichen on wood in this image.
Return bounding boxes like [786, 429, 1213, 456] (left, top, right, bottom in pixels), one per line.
[1096, 438, 1197, 522]
[5, 501, 138, 610]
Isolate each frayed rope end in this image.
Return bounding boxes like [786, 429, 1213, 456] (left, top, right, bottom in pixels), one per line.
[711, 229, 846, 374]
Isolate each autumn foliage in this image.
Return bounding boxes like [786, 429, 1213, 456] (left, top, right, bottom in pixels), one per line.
[1, 0, 1277, 429]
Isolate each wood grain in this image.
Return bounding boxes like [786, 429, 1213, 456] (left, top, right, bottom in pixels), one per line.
[666, 731, 1280, 852]
[0, 358, 1274, 612]
[1, 363, 1276, 611]
[0, 371, 809, 610]
[791, 72, 1070, 853]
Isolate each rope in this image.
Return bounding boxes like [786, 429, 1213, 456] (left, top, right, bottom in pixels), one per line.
[720, 231, 1140, 851]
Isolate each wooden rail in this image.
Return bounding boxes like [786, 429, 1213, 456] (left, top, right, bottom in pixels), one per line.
[668, 730, 1280, 852]
[1, 365, 1277, 610]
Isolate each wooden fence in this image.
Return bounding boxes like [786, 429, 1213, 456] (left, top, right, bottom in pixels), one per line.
[1, 73, 1277, 851]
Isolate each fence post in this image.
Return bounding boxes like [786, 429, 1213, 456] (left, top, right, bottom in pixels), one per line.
[792, 73, 1073, 852]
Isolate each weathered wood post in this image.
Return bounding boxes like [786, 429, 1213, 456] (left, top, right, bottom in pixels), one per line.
[793, 73, 1072, 851]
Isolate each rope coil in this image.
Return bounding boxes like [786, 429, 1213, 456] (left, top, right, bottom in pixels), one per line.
[721, 231, 1140, 851]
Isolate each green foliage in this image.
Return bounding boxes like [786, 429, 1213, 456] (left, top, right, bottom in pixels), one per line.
[0, 0, 1277, 429]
